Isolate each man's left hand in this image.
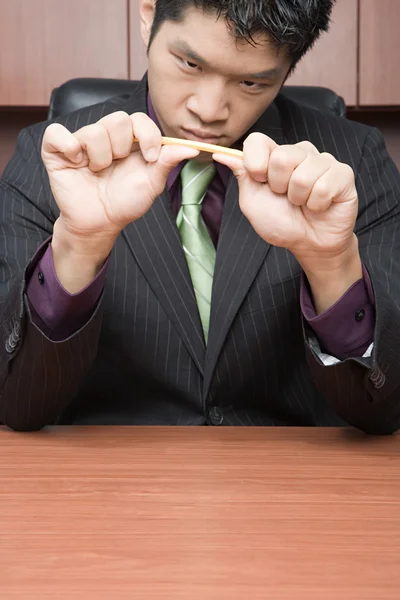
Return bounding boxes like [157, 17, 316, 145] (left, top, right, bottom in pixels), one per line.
[213, 133, 363, 313]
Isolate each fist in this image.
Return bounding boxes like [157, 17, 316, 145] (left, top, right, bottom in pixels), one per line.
[42, 111, 199, 241]
[213, 133, 358, 261]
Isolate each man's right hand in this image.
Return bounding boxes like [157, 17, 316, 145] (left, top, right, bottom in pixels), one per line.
[41, 111, 199, 292]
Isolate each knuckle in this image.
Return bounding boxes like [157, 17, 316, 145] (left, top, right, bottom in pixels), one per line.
[298, 140, 317, 152]
[295, 141, 310, 153]
[245, 132, 265, 144]
[341, 162, 355, 179]
[103, 110, 130, 128]
[244, 132, 274, 155]
[65, 140, 79, 154]
[313, 179, 331, 198]
[131, 112, 160, 141]
[111, 110, 130, 121]
[132, 111, 147, 120]
[43, 123, 65, 143]
[269, 148, 292, 170]
[320, 152, 335, 162]
[292, 174, 311, 191]
[308, 200, 325, 213]
[85, 124, 107, 141]
[45, 122, 60, 135]
[131, 111, 152, 128]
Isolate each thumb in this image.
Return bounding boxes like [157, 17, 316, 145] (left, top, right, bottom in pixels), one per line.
[212, 153, 246, 180]
[154, 144, 200, 180]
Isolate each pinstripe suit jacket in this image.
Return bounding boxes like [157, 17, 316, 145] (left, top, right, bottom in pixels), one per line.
[1, 76, 400, 432]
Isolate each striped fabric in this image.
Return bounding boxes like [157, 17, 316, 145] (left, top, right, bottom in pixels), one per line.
[0, 74, 400, 433]
[177, 160, 217, 342]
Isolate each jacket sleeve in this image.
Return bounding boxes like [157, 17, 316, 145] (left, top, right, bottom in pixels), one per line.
[305, 127, 400, 434]
[0, 125, 104, 431]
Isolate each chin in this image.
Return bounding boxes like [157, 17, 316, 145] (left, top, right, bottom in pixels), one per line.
[195, 152, 214, 163]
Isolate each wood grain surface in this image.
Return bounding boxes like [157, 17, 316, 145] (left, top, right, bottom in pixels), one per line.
[286, 0, 358, 106]
[359, 0, 400, 106]
[0, 426, 399, 599]
[0, 0, 129, 106]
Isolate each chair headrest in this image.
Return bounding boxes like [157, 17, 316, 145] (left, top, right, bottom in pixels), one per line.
[48, 77, 346, 120]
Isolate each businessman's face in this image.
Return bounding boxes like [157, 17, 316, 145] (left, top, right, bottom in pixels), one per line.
[141, 5, 291, 150]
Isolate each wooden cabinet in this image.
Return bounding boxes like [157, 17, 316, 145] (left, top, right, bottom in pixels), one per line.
[1, 0, 400, 108]
[359, 0, 400, 106]
[285, 0, 358, 106]
[0, 0, 129, 106]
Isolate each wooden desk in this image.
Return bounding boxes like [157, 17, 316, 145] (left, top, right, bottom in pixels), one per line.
[0, 427, 399, 599]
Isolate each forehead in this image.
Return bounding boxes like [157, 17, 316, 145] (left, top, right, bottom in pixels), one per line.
[158, 6, 289, 74]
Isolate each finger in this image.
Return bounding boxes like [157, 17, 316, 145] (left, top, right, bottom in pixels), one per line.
[74, 124, 113, 173]
[295, 140, 320, 156]
[42, 123, 83, 164]
[287, 153, 335, 207]
[267, 145, 309, 195]
[242, 132, 277, 183]
[212, 153, 245, 178]
[152, 144, 200, 182]
[130, 112, 162, 162]
[306, 163, 354, 213]
[98, 111, 135, 160]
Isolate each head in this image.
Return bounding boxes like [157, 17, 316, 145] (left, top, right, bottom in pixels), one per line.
[140, 0, 334, 149]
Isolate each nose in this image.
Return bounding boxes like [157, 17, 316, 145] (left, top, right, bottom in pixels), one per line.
[186, 78, 229, 124]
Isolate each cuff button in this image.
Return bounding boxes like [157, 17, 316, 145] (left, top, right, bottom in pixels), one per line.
[355, 309, 365, 322]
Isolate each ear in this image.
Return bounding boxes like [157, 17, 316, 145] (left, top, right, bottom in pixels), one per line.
[139, 0, 156, 49]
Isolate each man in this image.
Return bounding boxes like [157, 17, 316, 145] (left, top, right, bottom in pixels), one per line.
[0, 0, 400, 433]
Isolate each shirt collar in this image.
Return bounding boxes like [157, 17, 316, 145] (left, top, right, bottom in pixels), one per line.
[147, 93, 231, 191]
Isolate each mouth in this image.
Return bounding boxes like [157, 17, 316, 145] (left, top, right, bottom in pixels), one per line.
[181, 128, 223, 146]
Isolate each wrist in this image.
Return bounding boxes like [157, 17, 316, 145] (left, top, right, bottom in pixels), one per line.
[298, 236, 363, 314]
[52, 218, 116, 293]
[53, 217, 118, 258]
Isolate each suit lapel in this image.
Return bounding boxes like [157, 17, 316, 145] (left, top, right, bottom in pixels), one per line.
[123, 192, 206, 375]
[120, 77, 206, 375]
[120, 79, 288, 383]
[203, 100, 286, 398]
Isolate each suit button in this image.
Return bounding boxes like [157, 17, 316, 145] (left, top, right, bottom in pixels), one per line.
[208, 406, 223, 426]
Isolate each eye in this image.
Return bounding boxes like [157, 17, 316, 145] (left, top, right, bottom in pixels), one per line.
[182, 59, 199, 70]
[241, 81, 265, 92]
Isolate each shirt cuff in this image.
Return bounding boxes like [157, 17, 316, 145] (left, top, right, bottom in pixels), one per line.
[301, 265, 375, 360]
[26, 238, 109, 341]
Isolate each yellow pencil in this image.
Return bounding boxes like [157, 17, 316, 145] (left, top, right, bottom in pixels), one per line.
[133, 135, 244, 158]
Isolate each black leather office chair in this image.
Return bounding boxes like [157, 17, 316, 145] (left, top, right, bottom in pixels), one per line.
[48, 77, 346, 120]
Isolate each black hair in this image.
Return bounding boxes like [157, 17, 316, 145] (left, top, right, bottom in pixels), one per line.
[149, 0, 335, 75]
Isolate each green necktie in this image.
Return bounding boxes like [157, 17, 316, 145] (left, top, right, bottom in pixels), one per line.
[177, 160, 217, 342]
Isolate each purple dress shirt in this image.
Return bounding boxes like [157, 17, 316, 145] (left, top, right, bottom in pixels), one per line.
[26, 96, 376, 359]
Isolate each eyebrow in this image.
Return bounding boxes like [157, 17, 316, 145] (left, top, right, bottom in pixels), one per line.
[173, 40, 281, 80]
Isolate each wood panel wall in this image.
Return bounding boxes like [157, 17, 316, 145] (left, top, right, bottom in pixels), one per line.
[359, 0, 400, 106]
[0, 0, 128, 106]
[286, 0, 358, 106]
[129, 0, 148, 79]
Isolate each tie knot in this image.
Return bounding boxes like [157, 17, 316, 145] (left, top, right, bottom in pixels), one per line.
[180, 160, 216, 206]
